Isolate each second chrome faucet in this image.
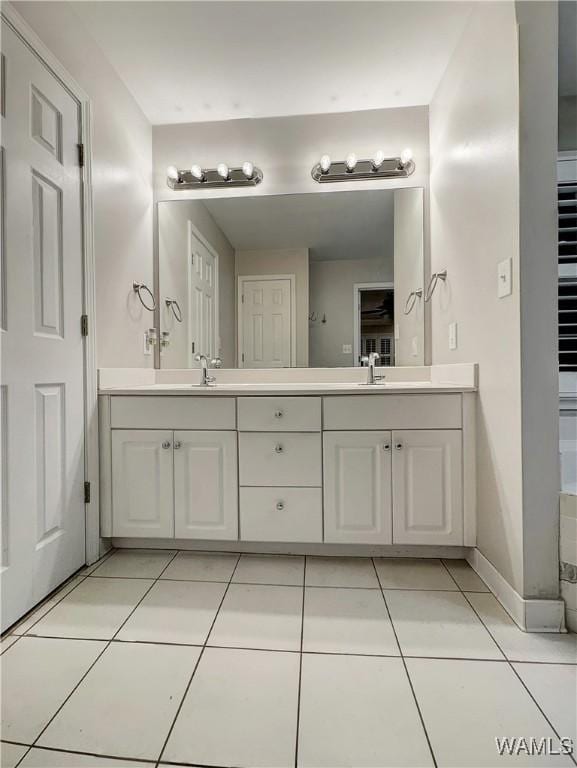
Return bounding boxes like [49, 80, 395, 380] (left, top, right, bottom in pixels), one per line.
[195, 354, 222, 386]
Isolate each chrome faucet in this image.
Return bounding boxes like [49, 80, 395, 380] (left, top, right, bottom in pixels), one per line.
[361, 352, 385, 385]
[195, 354, 221, 387]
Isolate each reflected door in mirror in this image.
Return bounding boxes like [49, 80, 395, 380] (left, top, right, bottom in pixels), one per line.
[189, 227, 217, 364]
[239, 277, 293, 367]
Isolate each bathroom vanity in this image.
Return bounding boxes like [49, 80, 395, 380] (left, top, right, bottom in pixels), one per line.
[99, 367, 476, 551]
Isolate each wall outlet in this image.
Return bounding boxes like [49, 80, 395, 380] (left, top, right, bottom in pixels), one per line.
[342, 344, 352, 354]
[143, 332, 153, 355]
[497, 257, 512, 298]
[449, 322, 458, 350]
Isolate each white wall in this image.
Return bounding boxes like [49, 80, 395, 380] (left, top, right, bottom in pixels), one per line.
[309, 258, 391, 367]
[236, 248, 309, 367]
[153, 106, 429, 202]
[158, 201, 235, 368]
[13, 1, 154, 369]
[430, 0, 559, 599]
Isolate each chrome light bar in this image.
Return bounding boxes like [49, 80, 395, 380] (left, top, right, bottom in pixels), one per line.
[311, 151, 415, 183]
[166, 164, 263, 190]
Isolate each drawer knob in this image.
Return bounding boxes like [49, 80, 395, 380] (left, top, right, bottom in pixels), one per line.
[383, 443, 391, 451]
[174, 440, 182, 450]
[395, 443, 403, 450]
[162, 440, 171, 449]
[276, 501, 285, 511]
[275, 444, 284, 454]
[274, 410, 284, 418]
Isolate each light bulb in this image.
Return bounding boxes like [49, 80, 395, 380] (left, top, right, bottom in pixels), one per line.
[400, 148, 413, 166]
[190, 164, 205, 181]
[372, 150, 385, 170]
[345, 153, 357, 172]
[217, 163, 230, 180]
[320, 154, 331, 174]
[167, 165, 180, 181]
[242, 161, 254, 179]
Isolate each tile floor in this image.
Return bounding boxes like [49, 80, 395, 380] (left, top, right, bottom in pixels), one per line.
[1, 550, 576, 768]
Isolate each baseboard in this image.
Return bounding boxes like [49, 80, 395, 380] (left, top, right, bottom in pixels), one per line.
[466, 548, 566, 633]
[111, 537, 469, 560]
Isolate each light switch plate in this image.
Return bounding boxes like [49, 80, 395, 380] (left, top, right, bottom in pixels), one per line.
[143, 333, 153, 355]
[342, 344, 352, 354]
[449, 322, 458, 350]
[411, 336, 419, 357]
[497, 257, 512, 298]
[394, 323, 400, 341]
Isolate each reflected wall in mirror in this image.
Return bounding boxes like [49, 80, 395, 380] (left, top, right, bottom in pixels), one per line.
[157, 188, 424, 369]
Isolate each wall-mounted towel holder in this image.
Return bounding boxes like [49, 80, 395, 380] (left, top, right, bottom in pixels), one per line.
[165, 298, 183, 322]
[424, 271, 447, 302]
[132, 282, 156, 311]
[403, 289, 423, 315]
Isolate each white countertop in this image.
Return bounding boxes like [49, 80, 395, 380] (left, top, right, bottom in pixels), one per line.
[99, 381, 476, 396]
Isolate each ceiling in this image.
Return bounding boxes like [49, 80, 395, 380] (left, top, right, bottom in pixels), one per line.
[199, 189, 395, 262]
[72, 1, 473, 125]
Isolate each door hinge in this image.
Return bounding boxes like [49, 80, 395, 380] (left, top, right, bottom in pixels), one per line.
[191, 341, 195, 354]
[84, 481, 91, 504]
[77, 143, 85, 168]
[81, 314, 88, 336]
[241, 294, 245, 303]
[242, 353, 245, 362]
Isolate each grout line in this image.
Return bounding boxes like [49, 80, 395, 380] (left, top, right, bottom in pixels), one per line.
[12, 743, 158, 765]
[24, 550, 181, 758]
[371, 557, 438, 768]
[293, 554, 307, 768]
[460, 591, 577, 768]
[155, 552, 242, 768]
[438, 558, 465, 592]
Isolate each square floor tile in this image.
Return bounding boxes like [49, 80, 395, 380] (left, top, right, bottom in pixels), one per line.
[385, 590, 503, 660]
[209, 583, 303, 651]
[160, 551, 238, 582]
[298, 654, 432, 767]
[407, 658, 573, 766]
[303, 587, 399, 656]
[1, 742, 29, 768]
[11, 575, 87, 635]
[467, 593, 577, 663]
[27, 578, 153, 640]
[1, 636, 106, 743]
[117, 580, 226, 645]
[163, 647, 299, 767]
[375, 558, 458, 590]
[233, 554, 305, 586]
[38, 642, 199, 761]
[513, 663, 577, 743]
[90, 549, 175, 579]
[19, 749, 150, 767]
[305, 556, 379, 588]
[442, 559, 489, 591]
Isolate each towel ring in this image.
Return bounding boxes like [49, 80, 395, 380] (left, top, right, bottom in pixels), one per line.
[132, 282, 156, 311]
[165, 298, 183, 323]
[424, 270, 447, 302]
[403, 289, 423, 315]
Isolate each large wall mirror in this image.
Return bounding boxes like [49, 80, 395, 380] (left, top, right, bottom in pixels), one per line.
[157, 187, 425, 369]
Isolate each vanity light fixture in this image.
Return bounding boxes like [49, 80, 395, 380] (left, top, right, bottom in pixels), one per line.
[311, 148, 415, 183]
[166, 161, 263, 190]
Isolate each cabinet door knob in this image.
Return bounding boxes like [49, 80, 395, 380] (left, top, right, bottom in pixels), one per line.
[274, 410, 284, 418]
[395, 443, 403, 450]
[162, 440, 171, 449]
[276, 501, 285, 511]
[174, 441, 182, 450]
[275, 444, 284, 454]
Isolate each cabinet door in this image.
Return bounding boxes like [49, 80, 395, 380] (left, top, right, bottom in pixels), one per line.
[323, 431, 392, 544]
[111, 430, 174, 538]
[174, 431, 238, 540]
[392, 430, 463, 545]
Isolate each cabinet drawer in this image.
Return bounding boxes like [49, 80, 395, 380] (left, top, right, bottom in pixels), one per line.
[240, 487, 322, 542]
[323, 394, 462, 430]
[237, 396, 321, 431]
[239, 433, 322, 487]
[110, 396, 236, 430]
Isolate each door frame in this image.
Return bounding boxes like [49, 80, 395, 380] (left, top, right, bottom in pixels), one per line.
[237, 274, 296, 368]
[352, 281, 394, 367]
[187, 221, 220, 367]
[2, 4, 100, 564]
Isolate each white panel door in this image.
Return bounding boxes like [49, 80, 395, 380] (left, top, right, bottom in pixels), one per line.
[112, 430, 174, 538]
[1, 21, 85, 631]
[323, 431, 392, 544]
[174, 430, 238, 540]
[240, 278, 292, 368]
[392, 430, 463, 545]
[188, 226, 217, 364]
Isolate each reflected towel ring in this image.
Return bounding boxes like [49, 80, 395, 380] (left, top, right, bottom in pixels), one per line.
[403, 288, 423, 315]
[132, 282, 156, 311]
[165, 298, 183, 323]
[424, 270, 447, 302]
